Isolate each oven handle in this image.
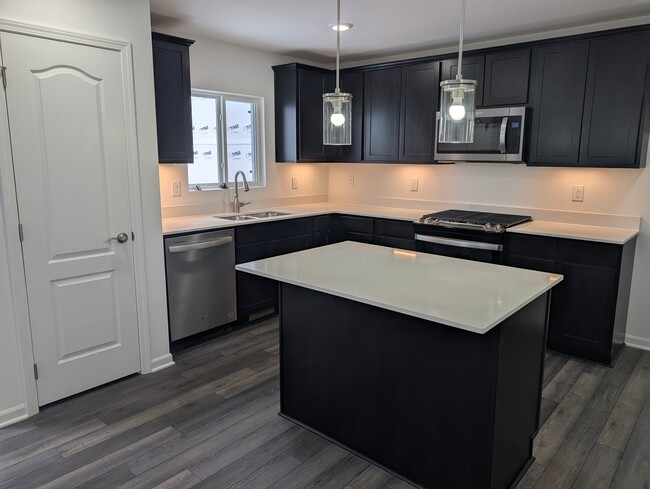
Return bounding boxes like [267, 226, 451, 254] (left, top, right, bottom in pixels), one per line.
[499, 116, 508, 154]
[414, 234, 503, 252]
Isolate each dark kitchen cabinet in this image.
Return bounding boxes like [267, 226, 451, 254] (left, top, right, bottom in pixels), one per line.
[441, 55, 485, 107]
[363, 67, 402, 162]
[235, 218, 314, 320]
[152, 33, 195, 164]
[527, 41, 590, 166]
[331, 215, 375, 243]
[399, 62, 440, 163]
[483, 49, 530, 106]
[579, 32, 650, 167]
[505, 233, 636, 365]
[374, 219, 416, 250]
[272, 64, 331, 162]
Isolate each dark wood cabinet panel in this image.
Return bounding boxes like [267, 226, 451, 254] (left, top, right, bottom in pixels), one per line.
[363, 67, 402, 162]
[339, 215, 374, 234]
[579, 32, 650, 167]
[527, 41, 590, 166]
[374, 219, 415, 239]
[504, 232, 636, 365]
[152, 33, 194, 164]
[483, 49, 530, 106]
[441, 56, 485, 107]
[273, 64, 330, 162]
[399, 62, 440, 163]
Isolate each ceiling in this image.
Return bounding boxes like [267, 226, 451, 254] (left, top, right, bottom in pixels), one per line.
[149, 0, 650, 64]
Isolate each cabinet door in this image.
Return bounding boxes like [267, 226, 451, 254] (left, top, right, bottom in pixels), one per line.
[363, 67, 402, 162]
[547, 262, 618, 363]
[337, 71, 364, 162]
[527, 41, 589, 166]
[236, 241, 278, 318]
[152, 34, 194, 163]
[441, 56, 484, 107]
[298, 69, 328, 161]
[399, 62, 440, 163]
[483, 49, 530, 106]
[579, 32, 650, 167]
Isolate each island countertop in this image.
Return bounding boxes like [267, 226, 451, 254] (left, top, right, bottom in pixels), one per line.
[236, 241, 563, 334]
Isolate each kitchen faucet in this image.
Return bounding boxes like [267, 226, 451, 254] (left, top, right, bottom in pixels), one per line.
[232, 171, 251, 213]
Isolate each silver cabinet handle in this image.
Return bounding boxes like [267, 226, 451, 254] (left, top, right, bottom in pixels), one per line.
[168, 236, 233, 253]
[499, 117, 508, 154]
[415, 234, 503, 252]
[109, 232, 129, 244]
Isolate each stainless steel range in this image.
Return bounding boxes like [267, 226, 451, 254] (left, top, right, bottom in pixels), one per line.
[413, 209, 532, 264]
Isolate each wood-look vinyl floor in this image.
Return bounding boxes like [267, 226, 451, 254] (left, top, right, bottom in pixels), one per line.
[0, 317, 648, 489]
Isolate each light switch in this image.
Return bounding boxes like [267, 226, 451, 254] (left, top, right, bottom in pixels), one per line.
[171, 180, 181, 197]
[291, 176, 298, 189]
[572, 185, 584, 202]
[410, 178, 419, 192]
[348, 175, 355, 188]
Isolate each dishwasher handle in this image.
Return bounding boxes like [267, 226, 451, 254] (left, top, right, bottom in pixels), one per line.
[168, 236, 233, 254]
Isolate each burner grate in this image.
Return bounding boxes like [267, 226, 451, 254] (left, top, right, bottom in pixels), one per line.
[418, 209, 532, 231]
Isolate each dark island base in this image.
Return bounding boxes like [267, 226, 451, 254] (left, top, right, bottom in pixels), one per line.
[279, 283, 551, 489]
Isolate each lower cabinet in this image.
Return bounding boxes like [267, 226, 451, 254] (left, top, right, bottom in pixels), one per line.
[505, 233, 636, 365]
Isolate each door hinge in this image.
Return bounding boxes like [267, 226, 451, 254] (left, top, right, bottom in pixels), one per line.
[33, 363, 39, 380]
[1, 66, 6, 89]
[18, 223, 24, 242]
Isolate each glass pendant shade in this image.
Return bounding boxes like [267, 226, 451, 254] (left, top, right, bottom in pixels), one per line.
[438, 79, 477, 143]
[323, 91, 352, 145]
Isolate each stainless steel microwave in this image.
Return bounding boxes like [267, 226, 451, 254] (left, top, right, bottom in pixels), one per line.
[434, 106, 527, 163]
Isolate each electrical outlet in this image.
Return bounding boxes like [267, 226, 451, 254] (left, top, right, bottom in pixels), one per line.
[291, 176, 298, 189]
[171, 180, 181, 197]
[348, 175, 355, 188]
[410, 178, 419, 192]
[572, 185, 585, 202]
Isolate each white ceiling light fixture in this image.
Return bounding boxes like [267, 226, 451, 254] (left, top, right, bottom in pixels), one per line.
[323, 0, 352, 146]
[438, 0, 477, 144]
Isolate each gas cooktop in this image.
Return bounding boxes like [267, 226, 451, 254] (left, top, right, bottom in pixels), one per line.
[416, 209, 532, 233]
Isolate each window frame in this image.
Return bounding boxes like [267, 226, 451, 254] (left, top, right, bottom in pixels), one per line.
[189, 88, 265, 191]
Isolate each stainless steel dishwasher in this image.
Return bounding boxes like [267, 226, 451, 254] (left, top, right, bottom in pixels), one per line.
[164, 229, 237, 341]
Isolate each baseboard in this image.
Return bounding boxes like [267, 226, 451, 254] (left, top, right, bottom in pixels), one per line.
[0, 404, 28, 428]
[150, 353, 175, 373]
[625, 334, 650, 351]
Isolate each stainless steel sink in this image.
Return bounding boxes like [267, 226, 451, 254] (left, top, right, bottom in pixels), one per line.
[214, 210, 294, 221]
[246, 211, 293, 218]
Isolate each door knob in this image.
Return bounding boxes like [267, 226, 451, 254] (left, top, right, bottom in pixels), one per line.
[109, 232, 129, 244]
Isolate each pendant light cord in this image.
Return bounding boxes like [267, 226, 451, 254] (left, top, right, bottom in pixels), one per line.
[457, 0, 466, 80]
[335, 0, 341, 93]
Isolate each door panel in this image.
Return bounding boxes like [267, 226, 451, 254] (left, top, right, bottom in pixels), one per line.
[1, 32, 140, 405]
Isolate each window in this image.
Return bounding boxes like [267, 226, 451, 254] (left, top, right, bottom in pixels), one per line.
[189, 89, 265, 190]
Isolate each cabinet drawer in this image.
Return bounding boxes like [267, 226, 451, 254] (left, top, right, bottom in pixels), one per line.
[344, 231, 374, 244]
[276, 234, 313, 256]
[506, 254, 555, 274]
[507, 233, 557, 260]
[375, 219, 415, 239]
[558, 239, 619, 267]
[375, 236, 416, 251]
[340, 215, 374, 234]
[314, 215, 331, 232]
[236, 241, 275, 264]
[236, 218, 313, 245]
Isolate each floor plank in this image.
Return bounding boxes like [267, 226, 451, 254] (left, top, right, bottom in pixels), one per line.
[1, 317, 647, 489]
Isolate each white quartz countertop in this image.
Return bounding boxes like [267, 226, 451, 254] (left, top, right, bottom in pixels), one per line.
[507, 220, 638, 244]
[162, 202, 638, 245]
[236, 241, 563, 334]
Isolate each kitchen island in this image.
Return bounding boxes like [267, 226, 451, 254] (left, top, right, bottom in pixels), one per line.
[236, 242, 563, 489]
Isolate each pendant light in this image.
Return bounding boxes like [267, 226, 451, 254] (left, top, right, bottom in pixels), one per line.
[438, 0, 477, 144]
[323, 0, 352, 146]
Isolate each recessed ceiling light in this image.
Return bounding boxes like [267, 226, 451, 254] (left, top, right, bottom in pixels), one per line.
[329, 23, 353, 31]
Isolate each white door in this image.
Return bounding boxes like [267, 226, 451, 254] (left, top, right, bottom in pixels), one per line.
[1, 32, 141, 405]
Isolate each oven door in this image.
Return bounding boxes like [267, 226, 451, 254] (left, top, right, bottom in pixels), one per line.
[415, 233, 504, 264]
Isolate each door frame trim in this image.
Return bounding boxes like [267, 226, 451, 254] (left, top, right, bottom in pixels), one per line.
[0, 18, 153, 418]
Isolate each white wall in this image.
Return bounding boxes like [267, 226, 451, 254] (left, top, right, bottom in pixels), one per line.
[0, 0, 170, 422]
[153, 31, 330, 218]
[329, 159, 650, 348]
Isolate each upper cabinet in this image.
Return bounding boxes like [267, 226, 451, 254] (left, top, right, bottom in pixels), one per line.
[483, 49, 530, 106]
[152, 33, 195, 164]
[399, 62, 440, 163]
[363, 67, 402, 162]
[273, 64, 331, 162]
[527, 41, 590, 166]
[331, 70, 365, 162]
[441, 56, 485, 107]
[579, 32, 650, 167]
